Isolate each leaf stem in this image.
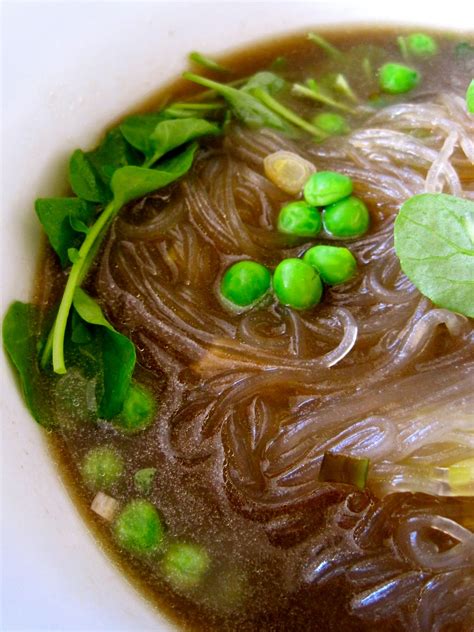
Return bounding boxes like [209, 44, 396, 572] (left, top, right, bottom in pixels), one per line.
[49, 199, 119, 373]
[333, 74, 359, 103]
[184, 74, 249, 102]
[167, 102, 225, 111]
[307, 33, 343, 59]
[251, 87, 327, 139]
[40, 324, 54, 369]
[292, 83, 356, 114]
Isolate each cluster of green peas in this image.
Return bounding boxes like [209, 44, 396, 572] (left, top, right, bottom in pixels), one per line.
[221, 170, 368, 311]
[379, 33, 439, 95]
[82, 445, 210, 588]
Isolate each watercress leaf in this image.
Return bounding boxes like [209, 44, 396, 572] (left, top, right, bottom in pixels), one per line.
[99, 327, 136, 419]
[69, 129, 141, 203]
[70, 320, 93, 345]
[72, 287, 116, 332]
[69, 216, 90, 235]
[120, 112, 170, 156]
[394, 193, 474, 317]
[189, 51, 229, 73]
[3, 302, 54, 427]
[147, 118, 220, 165]
[111, 141, 198, 207]
[466, 79, 474, 114]
[182, 72, 293, 133]
[68, 247, 81, 264]
[242, 71, 286, 96]
[87, 128, 142, 186]
[35, 197, 97, 267]
[69, 149, 109, 202]
[72, 288, 136, 419]
[163, 102, 225, 119]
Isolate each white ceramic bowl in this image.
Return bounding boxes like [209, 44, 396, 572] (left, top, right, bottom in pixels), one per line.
[2, 2, 470, 630]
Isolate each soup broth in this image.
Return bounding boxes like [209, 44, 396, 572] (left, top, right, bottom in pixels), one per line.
[24, 26, 474, 631]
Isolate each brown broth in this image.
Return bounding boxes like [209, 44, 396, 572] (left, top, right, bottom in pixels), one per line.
[35, 25, 474, 632]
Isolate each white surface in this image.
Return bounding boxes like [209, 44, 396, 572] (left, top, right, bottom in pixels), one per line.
[1, 2, 471, 631]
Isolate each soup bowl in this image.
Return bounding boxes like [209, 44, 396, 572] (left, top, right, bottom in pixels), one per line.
[1, 2, 471, 629]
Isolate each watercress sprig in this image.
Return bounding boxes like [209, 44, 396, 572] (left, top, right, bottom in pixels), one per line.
[47, 141, 199, 375]
[292, 80, 357, 114]
[3, 302, 54, 427]
[35, 198, 98, 268]
[182, 71, 295, 133]
[121, 115, 220, 166]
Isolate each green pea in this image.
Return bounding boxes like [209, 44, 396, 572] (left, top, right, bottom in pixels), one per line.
[162, 542, 210, 588]
[304, 171, 353, 207]
[114, 382, 156, 434]
[220, 261, 271, 307]
[114, 500, 164, 554]
[303, 245, 357, 285]
[323, 195, 370, 238]
[81, 446, 124, 492]
[379, 63, 420, 94]
[277, 201, 322, 237]
[273, 258, 323, 310]
[312, 112, 349, 135]
[406, 33, 438, 57]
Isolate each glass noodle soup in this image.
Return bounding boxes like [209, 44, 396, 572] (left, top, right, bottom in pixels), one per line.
[4, 26, 474, 631]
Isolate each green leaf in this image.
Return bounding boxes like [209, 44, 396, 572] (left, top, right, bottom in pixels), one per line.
[146, 118, 220, 165]
[242, 71, 286, 96]
[466, 79, 474, 114]
[69, 129, 141, 202]
[67, 247, 80, 264]
[48, 141, 199, 376]
[69, 216, 90, 235]
[183, 71, 293, 133]
[69, 149, 109, 202]
[189, 51, 229, 72]
[35, 197, 96, 267]
[394, 193, 474, 317]
[70, 314, 93, 345]
[87, 128, 141, 186]
[120, 112, 169, 157]
[111, 141, 198, 207]
[2, 302, 54, 427]
[307, 32, 343, 59]
[72, 287, 117, 332]
[72, 288, 136, 418]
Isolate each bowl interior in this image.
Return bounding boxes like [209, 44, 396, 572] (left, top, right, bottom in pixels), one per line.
[2, 3, 470, 630]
